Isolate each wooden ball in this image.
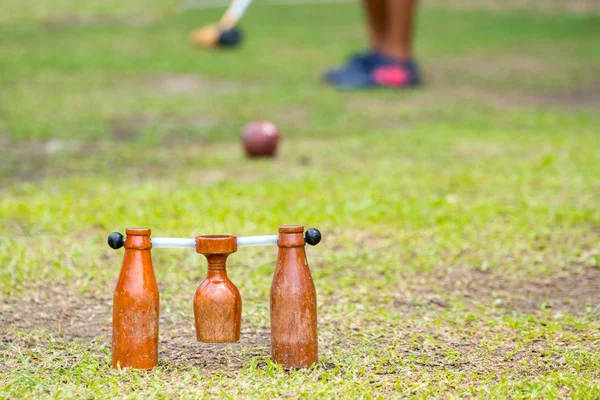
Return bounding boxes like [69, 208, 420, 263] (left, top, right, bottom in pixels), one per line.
[242, 121, 280, 158]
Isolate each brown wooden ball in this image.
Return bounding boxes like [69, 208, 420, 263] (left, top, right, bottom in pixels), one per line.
[241, 121, 280, 158]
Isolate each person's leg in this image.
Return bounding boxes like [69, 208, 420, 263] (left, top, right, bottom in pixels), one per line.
[361, 0, 387, 53]
[323, 0, 388, 82]
[325, 0, 421, 89]
[379, 0, 417, 61]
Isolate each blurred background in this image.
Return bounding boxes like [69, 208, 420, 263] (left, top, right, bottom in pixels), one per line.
[1, 0, 599, 397]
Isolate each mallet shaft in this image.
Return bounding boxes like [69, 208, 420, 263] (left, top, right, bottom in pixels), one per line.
[220, 0, 253, 27]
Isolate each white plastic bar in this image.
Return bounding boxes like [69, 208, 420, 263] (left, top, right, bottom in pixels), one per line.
[151, 238, 196, 248]
[237, 235, 278, 247]
[150, 234, 279, 249]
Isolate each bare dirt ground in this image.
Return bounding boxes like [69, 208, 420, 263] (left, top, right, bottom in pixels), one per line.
[1, 265, 598, 370]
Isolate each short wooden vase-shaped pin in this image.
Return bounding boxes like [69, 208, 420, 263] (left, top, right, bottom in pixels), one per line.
[271, 225, 318, 368]
[111, 228, 159, 370]
[193, 235, 242, 343]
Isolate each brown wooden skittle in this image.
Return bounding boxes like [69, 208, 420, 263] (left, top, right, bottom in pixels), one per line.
[111, 228, 159, 370]
[270, 225, 318, 368]
[194, 235, 242, 343]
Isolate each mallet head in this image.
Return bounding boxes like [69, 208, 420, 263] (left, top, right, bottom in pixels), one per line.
[189, 24, 243, 48]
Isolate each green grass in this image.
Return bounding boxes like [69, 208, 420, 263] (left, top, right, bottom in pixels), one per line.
[1, 1, 599, 398]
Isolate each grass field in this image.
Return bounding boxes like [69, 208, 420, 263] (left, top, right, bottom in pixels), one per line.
[1, 0, 599, 398]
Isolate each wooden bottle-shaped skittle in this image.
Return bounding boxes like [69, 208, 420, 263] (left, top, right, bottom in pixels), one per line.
[271, 225, 318, 368]
[194, 235, 242, 343]
[112, 228, 159, 370]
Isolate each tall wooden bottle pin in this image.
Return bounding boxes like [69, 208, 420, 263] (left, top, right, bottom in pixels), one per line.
[194, 235, 242, 343]
[271, 226, 322, 368]
[107, 228, 159, 370]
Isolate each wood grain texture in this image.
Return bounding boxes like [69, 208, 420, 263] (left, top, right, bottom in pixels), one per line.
[194, 235, 242, 343]
[112, 228, 159, 370]
[270, 225, 318, 368]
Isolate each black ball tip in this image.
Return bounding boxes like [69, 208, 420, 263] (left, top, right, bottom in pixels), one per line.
[108, 232, 125, 249]
[218, 27, 243, 47]
[304, 228, 322, 246]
